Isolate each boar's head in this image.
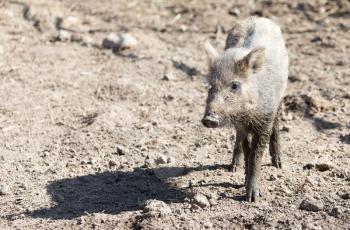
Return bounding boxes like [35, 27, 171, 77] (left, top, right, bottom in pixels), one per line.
[202, 41, 265, 128]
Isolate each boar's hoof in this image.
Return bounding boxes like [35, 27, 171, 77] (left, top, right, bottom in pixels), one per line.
[246, 186, 261, 202]
[272, 156, 282, 169]
[228, 162, 239, 172]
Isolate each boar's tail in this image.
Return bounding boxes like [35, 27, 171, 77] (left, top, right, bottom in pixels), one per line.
[225, 17, 256, 50]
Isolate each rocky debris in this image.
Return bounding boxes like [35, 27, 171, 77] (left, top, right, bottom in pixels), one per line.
[108, 160, 118, 168]
[63, 16, 80, 28]
[329, 206, 344, 218]
[162, 64, 176, 81]
[166, 156, 176, 164]
[303, 95, 334, 114]
[303, 163, 315, 170]
[279, 184, 293, 196]
[55, 29, 72, 42]
[155, 154, 168, 165]
[115, 145, 127, 156]
[340, 192, 350, 200]
[303, 163, 334, 172]
[193, 193, 210, 208]
[299, 197, 324, 212]
[228, 7, 241, 16]
[0, 184, 10, 195]
[143, 200, 171, 217]
[102, 33, 138, 51]
[281, 125, 290, 132]
[315, 163, 333, 172]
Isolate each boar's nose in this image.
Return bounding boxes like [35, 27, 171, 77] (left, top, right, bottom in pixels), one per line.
[202, 112, 219, 128]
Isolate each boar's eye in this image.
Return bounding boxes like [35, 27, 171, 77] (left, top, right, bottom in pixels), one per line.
[230, 82, 240, 92]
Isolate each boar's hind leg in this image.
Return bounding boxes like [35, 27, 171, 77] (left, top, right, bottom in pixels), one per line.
[269, 110, 282, 168]
[246, 134, 270, 202]
[229, 133, 244, 172]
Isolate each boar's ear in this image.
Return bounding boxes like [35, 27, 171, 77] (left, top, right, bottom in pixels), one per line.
[204, 40, 219, 67]
[242, 47, 265, 73]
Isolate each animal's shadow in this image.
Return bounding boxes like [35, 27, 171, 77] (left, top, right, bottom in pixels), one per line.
[27, 164, 230, 220]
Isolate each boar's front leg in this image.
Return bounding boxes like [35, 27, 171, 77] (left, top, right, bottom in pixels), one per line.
[242, 135, 251, 179]
[229, 132, 244, 172]
[269, 106, 282, 168]
[246, 133, 270, 202]
[269, 114, 282, 168]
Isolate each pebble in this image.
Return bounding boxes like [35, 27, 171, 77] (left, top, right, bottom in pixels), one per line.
[329, 206, 344, 218]
[143, 199, 171, 217]
[299, 197, 324, 212]
[116, 145, 127, 155]
[108, 160, 118, 168]
[340, 192, 350, 200]
[162, 64, 175, 81]
[102, 33, 138, 50]
[281, 125, 290, 132]
[193, 193, 210, 208]
[155, 154, 167, 165]
[143, 156, 154, 168]
[166, 156, 176, 164]
[315, 163, 333, 172]
[280, 184, 293, 196]
[63, 16, 80, 27]
[55, 29, 72, 42]
[0, 184, 10, 195]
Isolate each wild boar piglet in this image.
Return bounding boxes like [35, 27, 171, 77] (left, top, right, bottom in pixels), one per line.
[202, 17, 289, 202]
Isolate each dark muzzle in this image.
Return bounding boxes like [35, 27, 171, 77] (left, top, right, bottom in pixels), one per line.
[201, 112, 219, 128]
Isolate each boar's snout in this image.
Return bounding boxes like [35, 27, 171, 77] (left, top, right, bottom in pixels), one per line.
[202, 112, 220, 128]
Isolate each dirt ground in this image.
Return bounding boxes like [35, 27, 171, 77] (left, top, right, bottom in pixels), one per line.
[0, 0, 349, 229]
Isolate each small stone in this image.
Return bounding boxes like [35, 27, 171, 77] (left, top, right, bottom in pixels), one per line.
[179, 24, 187, 32]
[63, 16, 80, 27]
[304, 95, 334, 113]
[299, 197, 324, 212]
[0, 184, 10, 195]
[143, 156, 154, 168]
[340, 192, 350, 200]
[228, 7, 240, 16]
[115, 145, 127, 155]
[143, 199, 171, 217]
[268, 174, 277, 181]
[193, 193, 210, 208]
[166, 156, 176, 164]
[209, 198, 218, 206]
[162, 64, 175, 81]
[280, 185, 293, 196]
[329, 206, 344, 218]
[315, 163, 333, 172]
[108, 160, 118, 168]
[303, 163, 315, 170]
[102, 33, 138, 50]
[281, 125, 290, 132]
[55, 30, 72, 42]
[155, 154, 167, 165]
